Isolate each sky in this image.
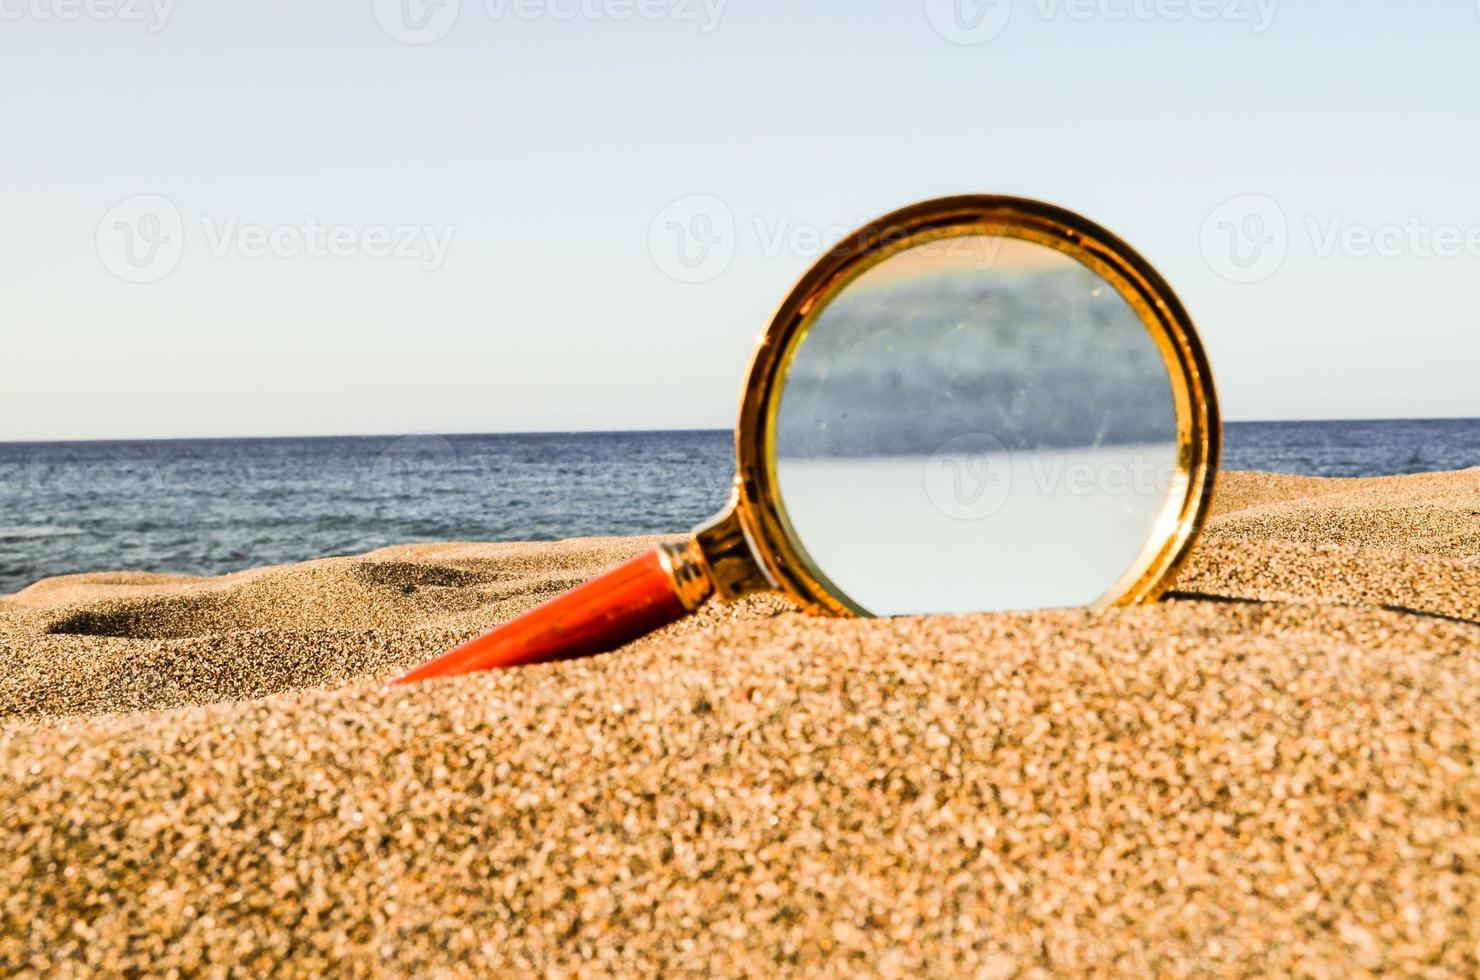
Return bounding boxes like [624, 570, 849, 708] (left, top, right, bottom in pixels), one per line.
[1, 0, 1477, 440]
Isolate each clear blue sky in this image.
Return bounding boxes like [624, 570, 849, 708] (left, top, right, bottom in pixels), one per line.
[2, 0, 1477, 440]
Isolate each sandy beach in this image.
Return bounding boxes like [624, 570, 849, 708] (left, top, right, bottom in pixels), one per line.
[2, 469, 1477, 975]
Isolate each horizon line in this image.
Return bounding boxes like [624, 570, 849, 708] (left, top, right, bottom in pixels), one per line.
[0, 416, 1475, 446]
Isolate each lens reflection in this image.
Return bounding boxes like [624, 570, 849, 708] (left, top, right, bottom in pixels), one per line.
[772, 234, 1179, 615]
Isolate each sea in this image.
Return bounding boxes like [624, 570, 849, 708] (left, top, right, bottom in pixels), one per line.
[0, 419, 1475, 595]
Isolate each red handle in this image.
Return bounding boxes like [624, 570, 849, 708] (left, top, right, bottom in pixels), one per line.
[390, 546, 703, 684]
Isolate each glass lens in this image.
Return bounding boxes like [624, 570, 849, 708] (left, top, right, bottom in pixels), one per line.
[772, 233, 1180, 615]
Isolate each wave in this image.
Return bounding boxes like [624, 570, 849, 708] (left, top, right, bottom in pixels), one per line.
[0, 525, 87, 540]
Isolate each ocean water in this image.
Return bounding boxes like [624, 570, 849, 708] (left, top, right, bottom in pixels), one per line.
[0, 432, 732, 596]
[0, 419, 1475, 595]
[1222, 418, 1480, 477]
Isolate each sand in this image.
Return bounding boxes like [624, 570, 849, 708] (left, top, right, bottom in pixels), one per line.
[1, 469, 1478, 976]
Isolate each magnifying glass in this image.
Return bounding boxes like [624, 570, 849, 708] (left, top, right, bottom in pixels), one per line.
[392, 195, 1219, 685]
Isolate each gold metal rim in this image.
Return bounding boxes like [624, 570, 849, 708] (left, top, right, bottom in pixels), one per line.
[729, 194, 1221, 618]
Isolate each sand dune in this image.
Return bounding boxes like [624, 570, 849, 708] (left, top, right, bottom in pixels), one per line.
[2, 470, 1478, 975]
